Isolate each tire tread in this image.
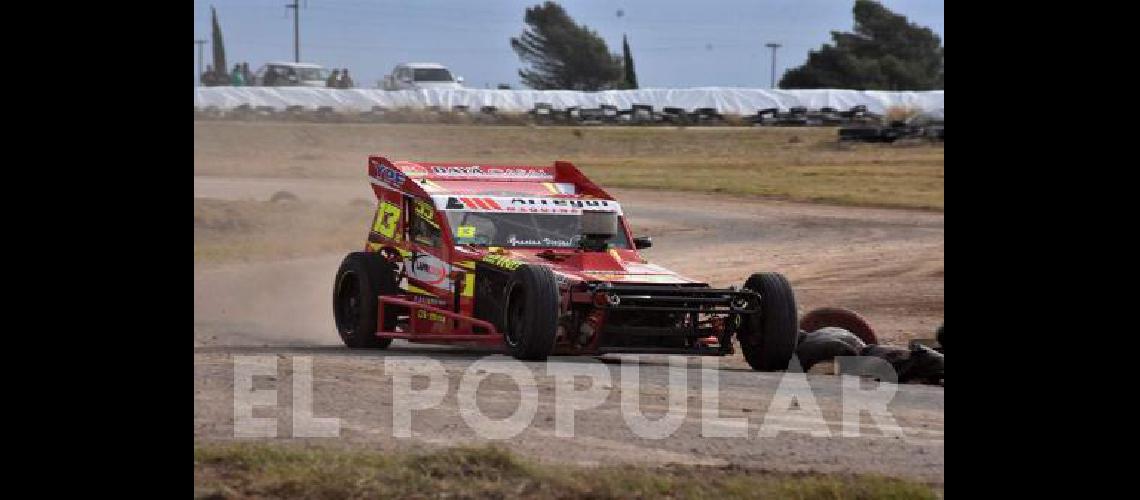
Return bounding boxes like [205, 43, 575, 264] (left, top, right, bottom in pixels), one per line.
[334, 252, 396, 349]
[738, 272, 799, 371]
[505, 265, 560, 360]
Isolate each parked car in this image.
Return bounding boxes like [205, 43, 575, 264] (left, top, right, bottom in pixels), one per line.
[254, 62, 331, 87]
[380, 62, 464, 90]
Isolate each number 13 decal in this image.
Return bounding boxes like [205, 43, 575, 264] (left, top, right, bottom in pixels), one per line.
[371, 201, 401, 239]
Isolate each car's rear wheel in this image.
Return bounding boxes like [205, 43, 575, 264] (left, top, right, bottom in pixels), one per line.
[738, 272, 800, 371]
[503, 265, 559, 360]
[333, 252, 397, 349]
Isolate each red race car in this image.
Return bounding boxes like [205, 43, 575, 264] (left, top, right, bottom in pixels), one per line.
[333, 156, 799, 370]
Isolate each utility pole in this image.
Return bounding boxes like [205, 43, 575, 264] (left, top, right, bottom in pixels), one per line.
[286, 1, 301, 62]
[765, 42, 782, 89]
[194, 39, 207, 86]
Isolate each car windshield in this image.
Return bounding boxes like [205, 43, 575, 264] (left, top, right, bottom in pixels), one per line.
[445, 212, 629, 249]
[413, 68, 454, 82]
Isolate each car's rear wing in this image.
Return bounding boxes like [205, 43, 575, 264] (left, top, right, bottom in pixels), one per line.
[368, 156, 614, 200]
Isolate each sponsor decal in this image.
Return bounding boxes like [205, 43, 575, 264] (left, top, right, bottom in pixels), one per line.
[438, 196, 620, 214]
[411, 295, 448, 307]
[508, 198, 613, 209]
[506, 236, 580, 247]
[506, 237, 543, 246]
[414, 199, 439, 227]
[482, 254, 524, 271]
[416, 309, 447, 323]
[408, 165, 554, 180]
[405, 255, 473, 294]
[371, 201, 402, 240]
[456, 226, 477, 238]
[373, 164, 407, 188]
[408, 253, 450, 287]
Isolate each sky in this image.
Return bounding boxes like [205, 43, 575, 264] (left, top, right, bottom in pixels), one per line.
[193, 0, 944, 89]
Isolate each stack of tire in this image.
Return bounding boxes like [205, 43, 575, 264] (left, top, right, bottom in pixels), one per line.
[795, 307, 943, 385]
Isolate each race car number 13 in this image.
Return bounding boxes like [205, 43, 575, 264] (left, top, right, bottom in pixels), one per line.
[372, 201, 401, 239]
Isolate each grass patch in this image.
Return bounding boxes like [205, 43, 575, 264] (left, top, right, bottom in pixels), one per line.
[194, 198, 371, 266]
[194, 442, 938, 499]
[195, 122, 944, 210]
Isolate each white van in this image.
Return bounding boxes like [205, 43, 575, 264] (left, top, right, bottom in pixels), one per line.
[381, 62, 464, 90]
[254, 62, 331, 87]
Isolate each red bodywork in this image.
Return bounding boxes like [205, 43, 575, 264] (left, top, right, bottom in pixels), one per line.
[363, 156, 737, 355]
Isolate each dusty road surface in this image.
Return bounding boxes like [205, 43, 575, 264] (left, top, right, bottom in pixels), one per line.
[194, 175, 943, 484]
[194, 176, 943, 343]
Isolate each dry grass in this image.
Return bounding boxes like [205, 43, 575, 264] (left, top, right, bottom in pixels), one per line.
[194, 442, 938, 499]
[195, 121, 944, 210]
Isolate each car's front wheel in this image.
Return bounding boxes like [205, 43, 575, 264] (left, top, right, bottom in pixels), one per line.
[503, 265, 559, 361]
[737, 272, 800, 371]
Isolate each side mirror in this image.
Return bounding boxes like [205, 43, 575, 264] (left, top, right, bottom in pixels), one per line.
[633, 236, 653, 249]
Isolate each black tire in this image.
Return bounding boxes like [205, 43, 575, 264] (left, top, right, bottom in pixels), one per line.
[503, 265, 559, 360]
[799, 307, 879, 345]
[333, 252, 397, 349]
[738, 272, 800, 371]
[795, 327, 867, 371]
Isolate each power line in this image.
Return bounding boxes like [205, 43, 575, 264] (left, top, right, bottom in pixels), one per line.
[224, 36, 751, 53]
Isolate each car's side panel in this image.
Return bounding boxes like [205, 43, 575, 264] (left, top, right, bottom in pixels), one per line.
[363, 190, 482, 335]
[365, 187, 405, 253]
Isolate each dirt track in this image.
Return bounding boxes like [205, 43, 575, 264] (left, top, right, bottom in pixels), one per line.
[194, 175, 943, 483]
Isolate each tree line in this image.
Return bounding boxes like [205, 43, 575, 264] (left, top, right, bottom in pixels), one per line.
[511, 0, 942, 91]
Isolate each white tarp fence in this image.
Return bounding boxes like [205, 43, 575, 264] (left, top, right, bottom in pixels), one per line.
[194, 87, 944, 118]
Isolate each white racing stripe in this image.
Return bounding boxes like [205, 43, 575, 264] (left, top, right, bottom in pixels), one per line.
[431, 195, 623, 214]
